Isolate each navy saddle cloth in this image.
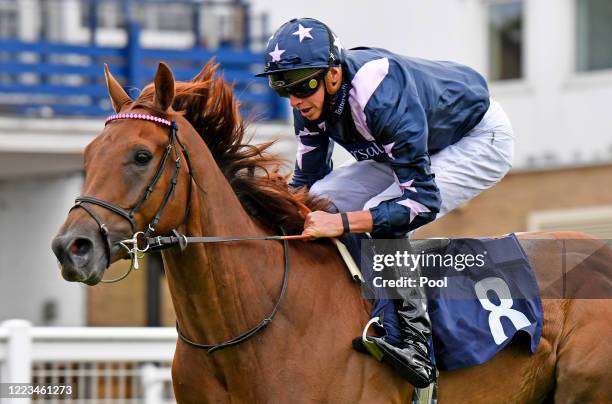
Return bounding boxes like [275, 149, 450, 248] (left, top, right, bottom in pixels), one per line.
[341, 233, 544, 371]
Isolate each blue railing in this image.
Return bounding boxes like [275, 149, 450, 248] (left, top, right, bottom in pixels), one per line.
[0, 25, 286, 120]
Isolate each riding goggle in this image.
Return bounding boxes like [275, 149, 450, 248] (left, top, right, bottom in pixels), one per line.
[272, 71, 327, 99]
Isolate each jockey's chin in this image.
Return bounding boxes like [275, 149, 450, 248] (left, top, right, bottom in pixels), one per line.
[298, 106, 321, 121]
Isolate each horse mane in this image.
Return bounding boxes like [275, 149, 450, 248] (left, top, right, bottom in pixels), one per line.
[131, 61, 329, 233]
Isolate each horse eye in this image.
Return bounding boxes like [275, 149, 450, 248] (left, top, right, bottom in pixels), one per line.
[134, 150, 153, 166]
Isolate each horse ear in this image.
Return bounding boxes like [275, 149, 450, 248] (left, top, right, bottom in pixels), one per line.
[154, 62, 175, 111]
[104, 64, 132, 112]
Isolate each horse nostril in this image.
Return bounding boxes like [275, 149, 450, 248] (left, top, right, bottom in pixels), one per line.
[69, 238, 93, 257]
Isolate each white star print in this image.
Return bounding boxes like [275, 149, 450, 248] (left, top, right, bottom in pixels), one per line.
[333, 34, 343, 52]
[317, 122, 327, 131]
[383, 142, 395, 160]
[269, 44, 285, 62]
[396, 198, 430, 223]
[296, 138, 317, 169]
[399, 179, 417, 193]
[298, 127, 319, 137]
[292, 24, 313, 43]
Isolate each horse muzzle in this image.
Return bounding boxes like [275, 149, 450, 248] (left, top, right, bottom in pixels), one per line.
[51, 231, 107, 285]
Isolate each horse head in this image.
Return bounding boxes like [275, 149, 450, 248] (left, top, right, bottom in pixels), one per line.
[52, 63, 192, 285]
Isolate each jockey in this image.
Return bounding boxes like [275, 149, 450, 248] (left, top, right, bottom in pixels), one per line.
[256, 18, 514, 387]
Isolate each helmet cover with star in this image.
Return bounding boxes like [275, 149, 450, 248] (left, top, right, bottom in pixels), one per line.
[256, 17, 344, 78]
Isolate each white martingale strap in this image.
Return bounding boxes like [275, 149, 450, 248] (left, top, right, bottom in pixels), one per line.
[332, 239, 364, 283]
[105, 113, 172, 127]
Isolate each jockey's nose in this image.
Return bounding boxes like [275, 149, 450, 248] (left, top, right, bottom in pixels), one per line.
[289, 95, 302, 108]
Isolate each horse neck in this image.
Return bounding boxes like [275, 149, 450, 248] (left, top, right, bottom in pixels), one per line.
[159, 126, 402, 402]
[163, 126, 286, 356]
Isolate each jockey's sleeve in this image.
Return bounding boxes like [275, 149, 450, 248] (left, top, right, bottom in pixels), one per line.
[289, 111, 334, 189]
[365, 69, 442, 237]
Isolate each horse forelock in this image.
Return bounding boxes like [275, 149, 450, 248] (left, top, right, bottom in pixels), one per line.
[130, 62, 329, 233]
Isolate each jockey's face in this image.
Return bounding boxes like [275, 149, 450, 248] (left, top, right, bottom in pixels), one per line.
[290, 84, 325, 121]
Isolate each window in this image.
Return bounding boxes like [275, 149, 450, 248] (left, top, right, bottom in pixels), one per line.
[80, 1, 196, 33]
[79, 1, 125, 30]
[488, 1, 524, 81]
[576, 0, 612, 72]
[528, 206, 612, 239]
[0, 0, 19, 37]
[132, 3, 193, 32]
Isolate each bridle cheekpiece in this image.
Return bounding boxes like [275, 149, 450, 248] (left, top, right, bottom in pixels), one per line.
[71, 111, 295, 353]
[71, 113, 189, 282]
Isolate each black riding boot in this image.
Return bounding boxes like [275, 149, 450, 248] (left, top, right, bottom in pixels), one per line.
[354, 241, 435, 388]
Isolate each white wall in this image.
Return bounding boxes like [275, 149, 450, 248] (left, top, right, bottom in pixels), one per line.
[251, 0, 612, 170]
[253, 0, 486, 66]
[0, 174, 86, 326]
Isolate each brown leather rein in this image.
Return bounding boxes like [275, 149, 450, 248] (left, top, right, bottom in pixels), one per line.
[70, 113, 309, 352]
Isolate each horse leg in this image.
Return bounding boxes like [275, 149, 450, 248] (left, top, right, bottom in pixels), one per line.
[553, 299, 612, 403]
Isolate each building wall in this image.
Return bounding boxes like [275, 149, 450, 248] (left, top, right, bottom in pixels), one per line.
[415, 164, 612, 238]
[251, 0, 612, 170]
[0, 174, 86, 326]
[87, 259, 147, 326]
[9, 0, 612, 168]
[7, 0, 612, 169]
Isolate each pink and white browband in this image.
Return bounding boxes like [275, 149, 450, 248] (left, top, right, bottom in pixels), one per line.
[105, 113, 172, 127]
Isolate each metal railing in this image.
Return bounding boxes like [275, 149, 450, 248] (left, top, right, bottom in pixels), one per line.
[0, 0, 269, 49]
[0, 319, 176, 403]
[0, 0, 285, 119]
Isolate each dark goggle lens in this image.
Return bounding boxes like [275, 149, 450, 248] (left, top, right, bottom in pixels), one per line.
[275, 77, 322, 98]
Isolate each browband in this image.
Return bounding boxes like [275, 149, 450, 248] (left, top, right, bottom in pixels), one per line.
[105, 113, 172, 127]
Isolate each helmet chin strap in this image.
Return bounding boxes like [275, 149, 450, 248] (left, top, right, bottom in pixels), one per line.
[320, 69, 349, 122]
[321, 86, 333, 120]
[321, 71, 340, 119]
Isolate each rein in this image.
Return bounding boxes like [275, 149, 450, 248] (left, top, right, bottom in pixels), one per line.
[71, 113, 310, 351]
[168, 231, 291, 353]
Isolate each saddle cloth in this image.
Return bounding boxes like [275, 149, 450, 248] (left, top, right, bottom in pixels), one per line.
[341, 233, 544, 371]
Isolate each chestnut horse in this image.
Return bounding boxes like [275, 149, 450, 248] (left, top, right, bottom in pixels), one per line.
[52, 62, 612, 403]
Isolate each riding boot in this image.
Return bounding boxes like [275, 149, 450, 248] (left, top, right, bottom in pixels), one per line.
[354, 240, 435, 388]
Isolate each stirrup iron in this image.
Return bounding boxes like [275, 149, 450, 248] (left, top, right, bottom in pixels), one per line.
[361, 316, 384, 361]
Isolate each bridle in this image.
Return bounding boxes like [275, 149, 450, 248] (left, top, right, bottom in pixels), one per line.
[70, 113, 190, 280]
[70, 112, 297, 352]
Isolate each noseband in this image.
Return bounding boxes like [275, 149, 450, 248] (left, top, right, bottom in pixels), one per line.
[70, 113, 192, 278]
[68, 112, 297, 353]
